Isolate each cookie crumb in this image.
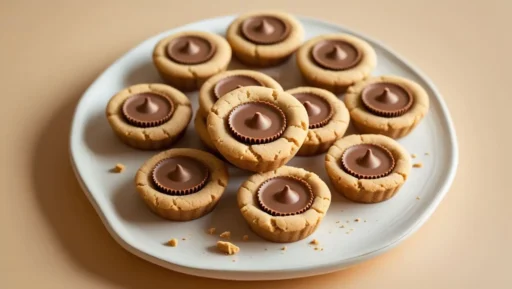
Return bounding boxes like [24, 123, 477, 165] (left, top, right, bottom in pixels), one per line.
[232, 259, 236, 262]
[314, 247, 320, 251]
[310, 239, 319, 245]
[411, 153, 417, 158]
[416, 196, 421, 200]
[264, 248, 268, 251]
[354, 218, 361, 222]
[364, 220, 367, 223]
[242, 235, 249, 241]
[339, 225, 345, 228]
[207, 227, 216, 235]
[321, 248, 324, 251]
[335, 221, 340, 224]
[166, 238, 178, 247]
[425, 152, 430, 156]
[413, 162, 423, 168]
[219, 231, 231, 239]
[217, 241, 239, 255]
[181, 237, 186, 241]
[112, 163, 125, 173]
[281, 246, 287, 251]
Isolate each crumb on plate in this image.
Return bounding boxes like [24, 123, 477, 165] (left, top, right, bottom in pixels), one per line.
[217, 241, 239, 255]
[413, 162, 423, 168]
[112, 163, 125, 173]
[166, 238, 178, 247]
[219, 231, 231, 239]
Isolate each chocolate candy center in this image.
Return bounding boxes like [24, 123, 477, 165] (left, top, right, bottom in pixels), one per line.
[257, 176, 313, 216]
[241, 16, 290, 45]
[228, 101, 286, 144]
[152, 156, 209, 195]
[122, 93, 174, 127]
[166, 35, 216, 65]
[311, 40, 362, 70]
[361, 82, 413, 117]
[213, 75, 264, 99]
[341, 144, 395, 179]
[291, 92, 333, 129]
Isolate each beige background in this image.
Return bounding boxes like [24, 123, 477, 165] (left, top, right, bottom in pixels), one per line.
[0, 0, 510, 288]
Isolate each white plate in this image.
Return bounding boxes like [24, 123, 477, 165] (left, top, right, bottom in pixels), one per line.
[69, 15, 458, 280]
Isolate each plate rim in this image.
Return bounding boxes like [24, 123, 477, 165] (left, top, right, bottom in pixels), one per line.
[69, 14, 459, 280]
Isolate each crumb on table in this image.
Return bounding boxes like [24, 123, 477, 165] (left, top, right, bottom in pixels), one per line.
[166, 238, 178, 247]
[112, 163, 125, 173]
[310, 239, 319, 245]
[413, 162, 423, 168]
[217, 241, 239, 255]
[411, 153, 417, 158]
[242, 235, 249, 241]
[354, 218, 361, 222]
[207, 227, 216, 235]
[219, 231, 231, 239]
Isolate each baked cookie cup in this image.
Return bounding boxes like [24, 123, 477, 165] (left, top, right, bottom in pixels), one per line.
[237, 166, 331, 243]
[286, 87, 350, 156]
[198, 69, 283, 118]
[135, 148, 229, 221]
[226, 11, 304, 67]
[153, 31, 231, 91]
[325, 134, 411, 203]
[106, 83, 192, 150]
[207, 86, 309, 172]
[296, 33, 377, 93]
[194, 109, 217, 153]
[344, 75, 429, 138]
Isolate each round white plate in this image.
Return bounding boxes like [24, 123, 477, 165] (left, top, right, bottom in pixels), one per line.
[69, 15, 458, 280]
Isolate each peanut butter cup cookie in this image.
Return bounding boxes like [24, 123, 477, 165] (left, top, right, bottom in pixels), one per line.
[198, 70, 282, 118]
[296, 33, 377, 93]
[153, 31, 231, 91]
[135, 148, 229, 221]
[106, 83, 192, 150]
[286, 87, 350, 156]
[227, 11, 304, 67]
[237, 166, 331, 243]
[207, 86, 309, 172]
[325, 134, 411, 203]
[344, 75, 429, 138]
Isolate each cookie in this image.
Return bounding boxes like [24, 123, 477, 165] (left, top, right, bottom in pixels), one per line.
[344, 75, 429, 138]
[153, 31, 231, 91]
[325, 134, 411, 203]
[296, 33, 377, 93]
[285, 87, 350, 156]
[226, 11, 304, 67]
[237, 166, 331, 243]
[194, 109, 217, 153]
[106, 83, 192, 150]
[198, 70, 283, 118]
[207, 86, 309, 172]
[135, 148, 229, 221]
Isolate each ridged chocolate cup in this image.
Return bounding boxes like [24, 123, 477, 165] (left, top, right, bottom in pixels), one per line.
[340, 144, 396, 179]
[256, 176, 314, 216]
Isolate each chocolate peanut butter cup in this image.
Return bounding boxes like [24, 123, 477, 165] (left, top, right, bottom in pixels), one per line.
[341, 144, 395, 179]
[311, 39, 362, 71]
[228, 101, 287, 144]
[257, 176, 313, 216]
[152, 156, 209, 195]
[361, 82, 413, 117]
[291, 92, 333, 129]
[213, 75, 264, 99]
[241, 15, 291, 45]
[122, 92, 174, 127]
[166, 35, 216, 65]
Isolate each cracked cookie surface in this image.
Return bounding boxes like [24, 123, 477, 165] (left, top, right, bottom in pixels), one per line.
[325, 134, 411, 203]
[153, 31, 231, 91]
[106, 83, 192, 150]
[135, 148, 229, 221]
[296, 33, 376, 93]
[226, 11, 304, 67]
[286, 87, 350, 155]
[206, 86, 309, 172]
[344, 75, 430, 139]
[237, 166, 331, 243]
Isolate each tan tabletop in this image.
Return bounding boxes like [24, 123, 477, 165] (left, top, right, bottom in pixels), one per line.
[1, 0, 510, 288]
